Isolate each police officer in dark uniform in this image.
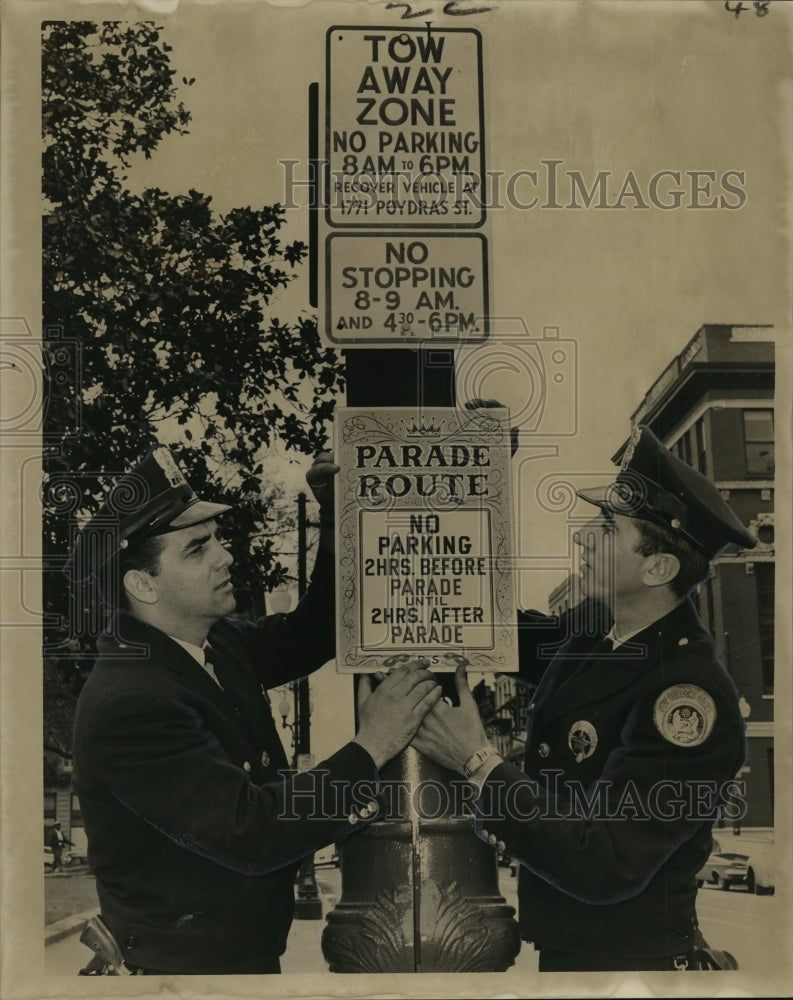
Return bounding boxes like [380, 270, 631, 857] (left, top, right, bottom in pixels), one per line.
[70, 445, 441, 975]
[412, 425, 756, 972]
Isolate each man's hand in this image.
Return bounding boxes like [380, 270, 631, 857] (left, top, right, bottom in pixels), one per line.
[411, 661, 489, 773]
[306, 451, 339, 551]
[354, 660, 442, 770]
[305, 451, 339, 516]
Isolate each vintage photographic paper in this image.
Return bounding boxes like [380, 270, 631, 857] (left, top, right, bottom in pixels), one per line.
[1, 0, 791, 998]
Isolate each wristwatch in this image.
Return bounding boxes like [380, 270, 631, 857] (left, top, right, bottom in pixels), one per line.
[462, 744, 502, 779]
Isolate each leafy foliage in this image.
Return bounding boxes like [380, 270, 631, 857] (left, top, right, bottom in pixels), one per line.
[41, 21, 344, 763]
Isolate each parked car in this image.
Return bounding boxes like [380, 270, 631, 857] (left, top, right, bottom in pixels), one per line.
[696, 838, 774, 894]
[744, 842, 775, 895]
[696, 850, 751, 891]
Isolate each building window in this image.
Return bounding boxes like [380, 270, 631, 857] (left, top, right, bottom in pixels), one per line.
[705, 575, 715, 636]
[694, 418, 707, 474]
[743, 409, 774, 478]
[673, 435, 691, 464]
[44, 792, 56, 822]
[756, 562, 774, 696]
[767, 747, 774, 813]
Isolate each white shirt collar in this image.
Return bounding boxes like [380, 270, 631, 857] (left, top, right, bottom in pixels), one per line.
[169, 635, 208, 667]
[605, 624, 645, 648]
[168, 636, 224, 688]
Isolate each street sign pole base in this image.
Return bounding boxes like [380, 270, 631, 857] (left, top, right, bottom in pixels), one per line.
[321, 750, 520, 973]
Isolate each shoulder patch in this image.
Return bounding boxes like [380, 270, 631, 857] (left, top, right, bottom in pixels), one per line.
[653, 684, 717, 747]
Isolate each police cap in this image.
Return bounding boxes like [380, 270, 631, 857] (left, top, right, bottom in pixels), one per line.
[66, 446, 231, 581]
[576, 425, 757, 559]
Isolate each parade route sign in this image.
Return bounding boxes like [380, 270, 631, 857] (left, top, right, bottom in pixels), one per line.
[326, 233, 488, 343]
[335, 407, 517, 673]
[326, 26, 485, 228]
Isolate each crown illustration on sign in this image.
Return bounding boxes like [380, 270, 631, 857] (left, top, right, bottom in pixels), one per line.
[405, 419, 444, 437]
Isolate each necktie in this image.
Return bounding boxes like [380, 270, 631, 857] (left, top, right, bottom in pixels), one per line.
[204, 644, 268, 752]
[203, 644, 233, 690]
[592, 633, 615, 655]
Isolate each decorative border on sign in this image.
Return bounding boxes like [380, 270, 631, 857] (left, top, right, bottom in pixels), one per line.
[336, 407, 516, 672]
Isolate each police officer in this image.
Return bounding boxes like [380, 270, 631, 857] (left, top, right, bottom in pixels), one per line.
[70, 445, 441, 975]
[412, 425, 756, 971]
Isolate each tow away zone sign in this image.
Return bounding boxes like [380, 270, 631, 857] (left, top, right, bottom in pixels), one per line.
[325, 26, 485, 228]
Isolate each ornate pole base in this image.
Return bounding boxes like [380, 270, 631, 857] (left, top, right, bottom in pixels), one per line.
[321, 750, 520, 973]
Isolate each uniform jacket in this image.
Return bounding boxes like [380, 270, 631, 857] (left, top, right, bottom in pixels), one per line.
[477, 598, 746, 959]
[72, 550, 380, 974]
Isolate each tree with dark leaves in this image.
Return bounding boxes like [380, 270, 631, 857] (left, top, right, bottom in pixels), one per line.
[41, 21, 343, 777]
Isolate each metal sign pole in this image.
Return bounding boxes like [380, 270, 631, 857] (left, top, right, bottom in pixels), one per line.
[293, 491, 322, 920]
[316, 23, 520, 972]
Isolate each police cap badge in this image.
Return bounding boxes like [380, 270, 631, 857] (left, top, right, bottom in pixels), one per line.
[65, 446, 231, 581]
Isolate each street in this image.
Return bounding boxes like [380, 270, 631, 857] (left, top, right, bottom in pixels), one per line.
[45, 866, 779, 977]
[695, 882, 781, 965]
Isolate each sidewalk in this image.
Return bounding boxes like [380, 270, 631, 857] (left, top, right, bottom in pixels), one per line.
[283, 868, 341, 973]
[44, 864, 98, 944]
